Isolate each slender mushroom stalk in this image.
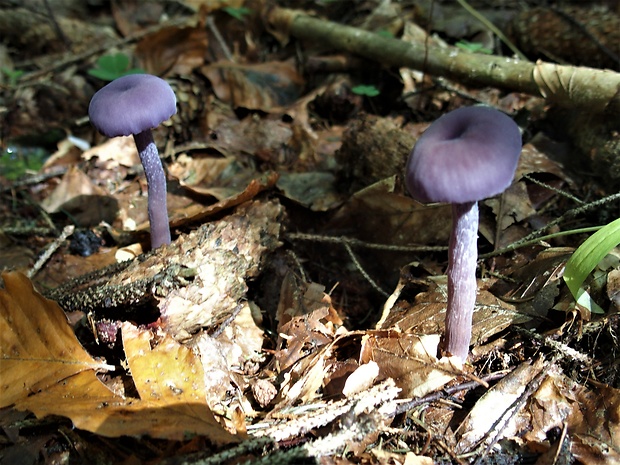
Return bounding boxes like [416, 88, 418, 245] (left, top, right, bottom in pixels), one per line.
[446, 201, 478, 359]
[405, 106, 522, 361]
[133, 131, 170, 247]
[88, 74, 177, 249]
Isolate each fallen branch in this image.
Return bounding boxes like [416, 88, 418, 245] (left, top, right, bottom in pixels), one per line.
[266, 7, 620, 114]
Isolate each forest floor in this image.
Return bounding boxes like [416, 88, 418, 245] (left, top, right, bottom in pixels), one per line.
[0, 0, 619, 464]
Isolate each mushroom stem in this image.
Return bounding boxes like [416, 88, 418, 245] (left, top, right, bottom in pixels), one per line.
[133, 130, 171, 248]
[445, 201, 479, 360]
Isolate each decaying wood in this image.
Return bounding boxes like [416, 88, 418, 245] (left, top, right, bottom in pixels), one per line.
[266, 6, 620, 115]
[45, 199, 283, 340]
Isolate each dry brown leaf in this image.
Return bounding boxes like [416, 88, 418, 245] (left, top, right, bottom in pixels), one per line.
[122, 322, 244, 437]
[189, 302, 265, 415]
[276, 171, 342, 211]
[15, 370, 236, 442]
[515, 142, 575, 184]
[201, 60, 303, 111]
[82, 135, 140, 169]
[380, 276, 530, 349]
[40, 165, 109, 214]
[135, 25, 208, 76]
[168, 171, 279, 230]
[0, 271, 112, 408]
[275, 280, 340, 371]
[326, 177, 452, 246]
[168, 155, 233, 197]
[360, 332, 458, 398]
[571, 380, 620, 459]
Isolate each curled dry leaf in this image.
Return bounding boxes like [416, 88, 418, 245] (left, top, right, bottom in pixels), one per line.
[168, 172, 279, 231]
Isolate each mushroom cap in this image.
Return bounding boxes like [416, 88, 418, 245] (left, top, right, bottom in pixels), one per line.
[405, 106, 522, 204]
[88, 74, 177, 138]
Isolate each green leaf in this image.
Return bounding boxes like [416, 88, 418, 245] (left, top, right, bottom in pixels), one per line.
[563, 217, 620, 313]
[376, 29, 394, 39]
[99, 53, 129, 72]
[223, 7, 251, 21]
[88, 53, 145, 81]
[351, 85, 380, 97]
[87, 67, 122, 81]
[455, 40, 493, 55]
[1, 67, 25, 86]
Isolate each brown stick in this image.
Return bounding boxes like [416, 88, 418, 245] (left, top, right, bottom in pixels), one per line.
[266, 7, 620, 115]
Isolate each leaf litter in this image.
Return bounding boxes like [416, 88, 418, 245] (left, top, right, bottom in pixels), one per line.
[0, 1, 619, 463]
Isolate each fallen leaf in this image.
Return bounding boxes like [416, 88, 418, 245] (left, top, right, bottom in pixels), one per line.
[201, 60, 303, 111]
[122, 322, 209, 405]
[0, 271, 237, 442]
[0, 271, 112, 408]
[456, 358, 545, 454]
[360, 332, 458, 398]
[380, 276, 530, 349]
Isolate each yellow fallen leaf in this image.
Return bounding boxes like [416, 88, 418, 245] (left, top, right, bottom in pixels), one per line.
[122, 322, 209, 405]
[0, 271, 112, 407]
[0, 271, 237, 443]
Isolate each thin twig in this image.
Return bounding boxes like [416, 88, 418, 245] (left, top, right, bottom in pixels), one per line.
[481, 191, 620, 258]
[27, 225, 74, 279]
[42, 0, 71, 48]
[0, 166, 68, 193]
[522, 173, 584, 204]
[513, 326, 593, 365]
[287, 232, 447, 253]
[391, 370, 512, 417]
[206, 15, 234, 61]
[343, 241, 390, 297]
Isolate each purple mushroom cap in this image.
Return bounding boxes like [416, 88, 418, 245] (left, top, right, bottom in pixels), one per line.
[88, 74, 177, 138]
[88, 74, 177, 249]
[405, 106, 522, 361]
[405, 106, 522, 204]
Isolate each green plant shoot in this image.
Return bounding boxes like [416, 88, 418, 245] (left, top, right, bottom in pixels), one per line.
[455, 40, 493, 55]
[1, 67, 25, 86]
[563, 217, 620, 314]
[223, 7, 251, 21]
[351, 85, 380, 97]
[88, 53, 144, 81]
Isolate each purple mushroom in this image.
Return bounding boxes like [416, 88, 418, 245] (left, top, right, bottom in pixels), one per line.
[405, 106, 522, 360]
[88, 74, 177, 249]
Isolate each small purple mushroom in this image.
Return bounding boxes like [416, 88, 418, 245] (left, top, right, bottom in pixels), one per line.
[405, 106, 522, 360]
[88, 74, 177, 249]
